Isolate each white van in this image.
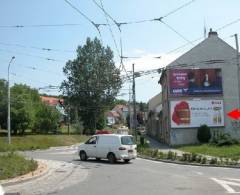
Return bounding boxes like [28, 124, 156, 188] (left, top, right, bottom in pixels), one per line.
[78, 134, 137, 163]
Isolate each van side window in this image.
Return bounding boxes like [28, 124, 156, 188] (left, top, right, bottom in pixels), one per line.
[121, 136, 134, 145]
[85, 136, 97, 144]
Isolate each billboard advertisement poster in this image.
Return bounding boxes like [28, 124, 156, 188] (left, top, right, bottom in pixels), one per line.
[171, 100, 224, 128]
[169, 69, 223, 96]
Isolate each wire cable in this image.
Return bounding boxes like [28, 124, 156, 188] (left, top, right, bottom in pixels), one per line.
[0, 48, 66, 62]
[96, 0, 120, 57]
[0, 23, 84, 29]
[160, 20, 194, 45]
[0, 41, 75, 53]
[64, 0, 104, 40]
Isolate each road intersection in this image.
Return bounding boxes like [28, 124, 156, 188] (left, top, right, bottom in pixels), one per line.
[2, 145, 240, 195]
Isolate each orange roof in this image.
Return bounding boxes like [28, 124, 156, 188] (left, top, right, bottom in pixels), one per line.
[113, 104, 128, 111]
[107, 111, 120, 118]
[40, 96, 63, 106]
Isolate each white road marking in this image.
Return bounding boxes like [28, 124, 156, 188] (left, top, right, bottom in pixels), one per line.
[211, 178, 240, 194]
[0, 185, 4, 195]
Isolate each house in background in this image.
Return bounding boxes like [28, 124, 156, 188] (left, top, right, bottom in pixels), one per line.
[106, 104, 129, 126]
[40, 96, 67, 120]
[147, 92, 163, 141]
[112, 104, 129, 122]
[159, 29, 240, 145]
[106, 111, 121, 126]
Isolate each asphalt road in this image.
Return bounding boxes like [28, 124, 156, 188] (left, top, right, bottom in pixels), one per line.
[4, 146, 240, 195]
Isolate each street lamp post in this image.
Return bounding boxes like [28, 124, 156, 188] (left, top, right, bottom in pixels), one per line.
[7, 56, 15, 144]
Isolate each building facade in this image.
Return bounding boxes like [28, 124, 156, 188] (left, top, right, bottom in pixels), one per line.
[160, 30, 240, 145]
[147, 92, 163, 141]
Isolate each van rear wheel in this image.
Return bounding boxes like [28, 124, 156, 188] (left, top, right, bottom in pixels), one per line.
[108, 153, 116, 164]
[79, 151, 88, 161]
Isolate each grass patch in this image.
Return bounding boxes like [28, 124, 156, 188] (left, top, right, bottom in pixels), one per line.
[0, 153, 38, 180]
[176, 144, 240, 159]
[0, 135, 89, 152]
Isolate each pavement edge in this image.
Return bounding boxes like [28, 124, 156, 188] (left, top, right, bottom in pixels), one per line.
[138, 155, 240, 169]
[0, 160, 49, 187]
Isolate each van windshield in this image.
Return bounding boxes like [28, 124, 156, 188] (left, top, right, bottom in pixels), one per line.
[121, 136, 134, 145]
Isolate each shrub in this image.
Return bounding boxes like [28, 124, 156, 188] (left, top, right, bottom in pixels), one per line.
[157, 151, 164, 159]
[197, 125, 211, 143]
[151, 149, 159, 158]
[167, 151, 174, 160]
[190, 153, 197, 162]
[196, 155, 202, 163]
[211, 132, 239, 146]
[209, 158, 218, 165]
[201, 156, 207, 164]
[180, 153, 191, 161]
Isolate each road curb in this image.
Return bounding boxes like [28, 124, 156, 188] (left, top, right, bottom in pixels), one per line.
[0, 160, 49, 187]
[138, 155, 240, 169]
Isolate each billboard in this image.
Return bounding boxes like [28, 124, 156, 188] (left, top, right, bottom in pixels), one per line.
[171, 100, 224, 128]
[169, 68, 223, 96]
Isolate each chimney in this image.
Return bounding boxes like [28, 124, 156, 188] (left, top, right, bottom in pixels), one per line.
[208, 28, 218, 37]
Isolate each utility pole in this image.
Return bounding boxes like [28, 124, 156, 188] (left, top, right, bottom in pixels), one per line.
[132, 63, 137, 142]
[128, 85, 132, 130]
[234, 34, 240, 108]
[7, 56, 15, 144]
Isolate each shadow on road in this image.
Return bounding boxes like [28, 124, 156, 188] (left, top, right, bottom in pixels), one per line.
[72, 158, 132, 167]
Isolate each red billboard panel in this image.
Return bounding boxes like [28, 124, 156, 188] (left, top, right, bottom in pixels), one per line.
[169, 69, 223, 96]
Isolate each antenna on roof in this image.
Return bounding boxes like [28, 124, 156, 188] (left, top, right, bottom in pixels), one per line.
[204, 18, 207, 39]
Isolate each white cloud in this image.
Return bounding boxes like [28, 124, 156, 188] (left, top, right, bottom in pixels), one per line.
[121, 52, 182, 72]
[132, 48, 147, 55]
[118, 52, 183, 102]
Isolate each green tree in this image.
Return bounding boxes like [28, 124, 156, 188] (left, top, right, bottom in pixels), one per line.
[0, 79, 8, 129]
[34, 103, 61, 133]
[61, 37, 122, 133]
[10, 84, 41, 134]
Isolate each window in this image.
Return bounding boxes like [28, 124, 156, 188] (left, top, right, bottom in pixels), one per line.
[121, 136, 134, 145]
[85, 136, 97, 144]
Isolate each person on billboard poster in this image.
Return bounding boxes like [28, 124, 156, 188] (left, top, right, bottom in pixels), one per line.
[187, 71, 197, 92]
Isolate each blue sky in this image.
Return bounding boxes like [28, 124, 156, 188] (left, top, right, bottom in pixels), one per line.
[0, 0, 240, 102]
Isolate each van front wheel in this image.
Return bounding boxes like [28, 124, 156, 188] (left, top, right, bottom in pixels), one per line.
[124, 159, 130, 163]
[107, 153, 116, 164]
[80, 151, 88, 161]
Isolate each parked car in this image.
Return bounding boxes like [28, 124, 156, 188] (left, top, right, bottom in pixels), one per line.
[78, 134, 137, 163]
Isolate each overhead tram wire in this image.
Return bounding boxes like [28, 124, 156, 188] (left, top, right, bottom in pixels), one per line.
[0, 48, 66, 62]
[92, 0, 124, 70]
[95, 0, 120, 58]
[92, 0, 130, 79]
[0, 58, 64, 77]
[159, 20, 194, 46]
[0, 23, 84, 29]
[64, 0, 104, 41]
[165, 16, 240, 55]
[106, 0, 196, 26]
[94, 0, 195, 60]
[0, 0, 195, 29]
[0, 41, 75, 53]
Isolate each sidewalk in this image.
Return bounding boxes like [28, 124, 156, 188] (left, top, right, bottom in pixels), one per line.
[3, 159, 88, 195]
[144, 135, 184, 156]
